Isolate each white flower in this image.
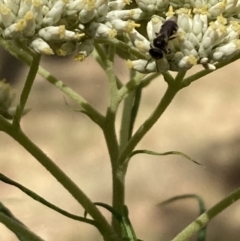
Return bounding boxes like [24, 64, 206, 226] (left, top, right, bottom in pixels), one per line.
[107, 8, 144, 21]
[178, 55, 198, 70]
[88, 22, 117, 38]
[0, 4, 16, 28]
[146, 15, 164, 42]
[126, 59, 156, 73]
[78, 1, 95, 23]
[66, 0, 85, 15]
[30, 38, 54, 55]
[42, 0, 68, 26]
[212, 40, 240, 61]
[94, 0, 108, 22]
[108, 0, 131, 11]
[110, 19, 140, 33]
[128, 29, 150, 54]
[39, 25, 84, 41]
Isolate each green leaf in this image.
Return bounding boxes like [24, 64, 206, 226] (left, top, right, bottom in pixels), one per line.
[0, 173, 96, 226]
[129, 150, 201, 165]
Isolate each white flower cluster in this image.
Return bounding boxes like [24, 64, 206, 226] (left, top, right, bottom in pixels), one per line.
[128, 1, 240, 72]
[1, 0, 240, 72]
[0, 0, 135, 58]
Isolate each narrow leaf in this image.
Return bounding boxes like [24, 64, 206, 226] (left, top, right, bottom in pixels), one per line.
[130, 150, 201, 165]
[0, 173, 96, 226]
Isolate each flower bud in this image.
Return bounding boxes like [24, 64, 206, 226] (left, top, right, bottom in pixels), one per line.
[75, 39, 94, 61]
[0, 4, 16, 28]
[30, 38, 54, 55]
[43, 0, 68, 25]
[88, 22, 117, 38]
[126, 59, 156, 73]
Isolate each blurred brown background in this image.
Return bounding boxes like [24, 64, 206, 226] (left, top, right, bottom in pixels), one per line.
[0, 47, 240, 241]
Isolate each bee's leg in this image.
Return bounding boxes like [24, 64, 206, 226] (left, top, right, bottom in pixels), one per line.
[169, 33, 178, 40]
[155, 60, 159, 72]
[145, 58, 152, 69]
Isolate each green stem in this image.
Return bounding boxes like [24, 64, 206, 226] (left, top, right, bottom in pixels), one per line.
[171, 188, 240, 241]
[128, 84, 142, 138]
[181, 52, 240, 88]
[119, 89, 136, 151]
[101, 45, 122, 235]
[13, 54, 41, 127]
[118, 78, 182, 166]
[118, 72, 145, 102]
[93, 44, 123, 89]
[0, 213, 45, 241]
[103, 45, 119, 168]
[0, 116, 116, 241]
[141, 73, 159, 87]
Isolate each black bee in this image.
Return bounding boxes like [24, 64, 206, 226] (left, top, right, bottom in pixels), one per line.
[146, 18, 178, 70]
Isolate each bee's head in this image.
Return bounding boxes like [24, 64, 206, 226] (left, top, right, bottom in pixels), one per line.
[149, 47, 164, 59]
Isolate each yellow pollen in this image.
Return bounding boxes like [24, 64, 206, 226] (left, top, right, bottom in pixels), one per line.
[218, 0, 227, 10]
[187, 55, 197, 65]
[0, 5, 10, 15]
[126, 21, 140, 32]
[124, 0, 132, 5]
[75, 53, 86, 61]
[75, 32, 85, 40]
[217, 15, 227, 25]
[166, 5, 175, 17]
[218, 25, 227, 34]
[16, 19, 27, 31]
[24, 11, 34, 21]
[230, 21, 240, 33]
[42, 47, 54, 55]
[209, 22, 217, 30]
[193, 7, 208, 15]
[32, 0, 42, 7]
[85, 0, 95, 10]
[58, 25, 66, 39]
[108, 29, 117, 39]
[56, 49, 67, 56]
[126, 59, 133, 69]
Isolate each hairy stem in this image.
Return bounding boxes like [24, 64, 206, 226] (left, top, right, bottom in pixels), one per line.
[118, 76, 182, 166]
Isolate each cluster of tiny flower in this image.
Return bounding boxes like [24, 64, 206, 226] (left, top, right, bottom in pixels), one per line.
[1, 0, 240, 72]
[128, 0, 240, 72]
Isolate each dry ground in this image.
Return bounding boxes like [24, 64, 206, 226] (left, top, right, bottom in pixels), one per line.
[0, 55, 240, 241]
